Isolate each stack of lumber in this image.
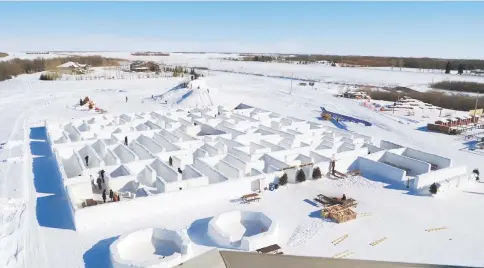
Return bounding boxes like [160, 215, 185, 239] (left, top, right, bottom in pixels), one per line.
[322, 204, 357, 223]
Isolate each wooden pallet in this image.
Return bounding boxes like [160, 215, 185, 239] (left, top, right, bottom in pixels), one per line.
[332, 234, 348, 245]
[369, 237, 387, 247]
[332, 250, 353, 258]
[425, 227, 447, 232]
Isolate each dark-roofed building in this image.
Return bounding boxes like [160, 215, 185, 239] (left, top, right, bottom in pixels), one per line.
[174, 249, 469, 268]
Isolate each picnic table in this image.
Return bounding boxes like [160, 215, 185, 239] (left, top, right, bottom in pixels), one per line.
[241, 193, 260, 204]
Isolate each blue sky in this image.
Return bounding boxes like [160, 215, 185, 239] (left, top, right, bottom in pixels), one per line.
[1, 1, 483, 58]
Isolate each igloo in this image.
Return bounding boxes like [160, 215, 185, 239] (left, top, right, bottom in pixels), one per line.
[207, 210, 278, 251]
[110, 228, 192, 268]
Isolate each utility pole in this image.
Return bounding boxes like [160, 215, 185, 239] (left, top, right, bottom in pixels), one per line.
[290, 72, 293, 95]
[474, 91, 480, 119]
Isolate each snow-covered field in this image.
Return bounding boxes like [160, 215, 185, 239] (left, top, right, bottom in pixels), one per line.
[1, 53, 484, 268]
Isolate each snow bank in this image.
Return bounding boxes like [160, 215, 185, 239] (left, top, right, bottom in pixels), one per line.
[207, 210, 278, 251]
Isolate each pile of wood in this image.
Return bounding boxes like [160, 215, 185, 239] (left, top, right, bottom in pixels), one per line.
[316, 194, 357, 208]
[322, 204, 357, 223]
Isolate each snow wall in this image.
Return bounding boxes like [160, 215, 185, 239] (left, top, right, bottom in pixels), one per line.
[75, 174, 272, 231]
[402, 148, 452, 169]
[357, 157, 406, 183]
[412, 166, 468, 191]
[45, 122, 77, 229]
[207, 211, 278, 251]
[381, 152, 431, 176]
[380, 140, 403, 150]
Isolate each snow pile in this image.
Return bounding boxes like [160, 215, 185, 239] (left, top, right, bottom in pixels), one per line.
[0, 198, 26, 268]
[333, 175, 384, 189]
[287, 219, 325, 248]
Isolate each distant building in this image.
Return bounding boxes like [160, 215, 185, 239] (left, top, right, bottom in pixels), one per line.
[57, 61, 90, 73]
[129, 61, 160, 72]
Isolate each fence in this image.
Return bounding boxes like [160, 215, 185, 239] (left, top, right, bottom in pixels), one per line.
[59, 71, 175, 81]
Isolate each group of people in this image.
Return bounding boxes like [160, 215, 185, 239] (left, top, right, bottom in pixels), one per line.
[90, 169, 121, 203]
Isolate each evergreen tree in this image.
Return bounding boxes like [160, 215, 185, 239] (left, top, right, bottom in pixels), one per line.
[279, 173, 288, 186]
[296, 169, 306, 183]
[445, 61, 451, 74]
[429, 183, 438, 194]
[312, 167, 322, 180]
[458, 63, 464, 75]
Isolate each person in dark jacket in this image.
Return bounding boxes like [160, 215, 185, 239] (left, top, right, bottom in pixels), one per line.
[96, 177, 102, 190]
[331, 160, 336, 176]
[102, 189, 107, 203]
[85, 155, 89, 167]
[109, 189, 114, 201]
[124, 136, 128, 146]
[178, 167, 182, 174]
[473, 168, 480, 181]
[342, 194, 347, 201]
[100, 170, 105, 183]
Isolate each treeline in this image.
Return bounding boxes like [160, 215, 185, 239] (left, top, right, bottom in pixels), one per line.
[0, 56, 123, 81]
[284, 55, 484, 70]
[364, 88, 484, 111]
[0, 52, 7, 58]
[242, 56, 275, 62]
[131, 52, 170, 56]
[430, 81, 484, 94]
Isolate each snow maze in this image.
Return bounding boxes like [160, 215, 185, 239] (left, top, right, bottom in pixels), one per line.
[110, 228, 192, 268]
[207, 210, 278, 251]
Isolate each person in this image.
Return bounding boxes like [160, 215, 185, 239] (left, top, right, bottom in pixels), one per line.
[109, 189, 114, 201]
[342, 194, 347, 201]
[102, 189, 107, 203]
[79, 98, 83, 106]
[85, 155, 89, 167]
[331, 160, 336, 176]
[473, 168, 480, 181]
[178, 167, 182, 174]
[100, 169, 105, 183]
[96, 177, 102, 190]
[125, 96, 128, 102]
[124, 136, 128, 146]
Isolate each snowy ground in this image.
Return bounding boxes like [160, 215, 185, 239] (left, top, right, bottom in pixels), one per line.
[1, 53, 484, 267]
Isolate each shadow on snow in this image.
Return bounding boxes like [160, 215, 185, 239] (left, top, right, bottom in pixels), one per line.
[30, 127, 75, 230]
[83, 236, 118, 268]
